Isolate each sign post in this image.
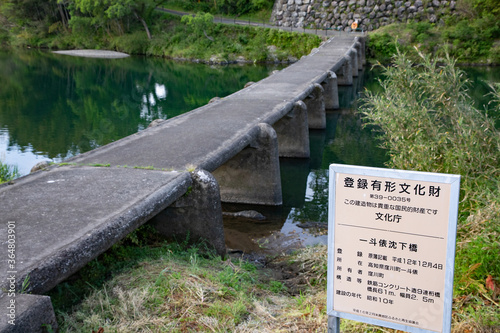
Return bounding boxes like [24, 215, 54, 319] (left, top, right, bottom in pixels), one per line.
[327, 164, 460, 333]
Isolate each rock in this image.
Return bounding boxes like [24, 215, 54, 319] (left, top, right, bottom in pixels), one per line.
[30, 161, 50, 173]
[222, 210, 267, 220]
[208, 97, 222, 103]
[148, 119, 166, 128]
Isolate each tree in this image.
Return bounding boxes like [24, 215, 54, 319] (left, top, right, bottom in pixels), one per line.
[67, 0, 166, 39]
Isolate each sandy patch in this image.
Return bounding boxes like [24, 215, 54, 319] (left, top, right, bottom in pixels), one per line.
[52, 50, 130, 58]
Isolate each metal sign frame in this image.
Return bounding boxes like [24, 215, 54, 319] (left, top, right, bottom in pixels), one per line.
[327, 164, 461, 333]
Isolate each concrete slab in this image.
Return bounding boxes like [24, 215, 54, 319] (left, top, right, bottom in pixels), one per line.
[0, 294, 57, 333]
[0, 166, 191, 295]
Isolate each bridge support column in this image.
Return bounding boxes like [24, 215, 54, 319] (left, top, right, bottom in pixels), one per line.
[273, 101, 309, 158]
[151, 169, 226, 257]
[336, 55, 353, 86]
[354, 41, 363, 70]
[323, 71, 339, 110]
[348, 47, 359, 77]
[356, 36, 366, 66]
[304, 83, 326, 129]
[0, 294, 58, 333]
[213, 123, 282, 206]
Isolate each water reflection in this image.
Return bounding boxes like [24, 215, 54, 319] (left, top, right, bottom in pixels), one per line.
[0, 49, 282, 175]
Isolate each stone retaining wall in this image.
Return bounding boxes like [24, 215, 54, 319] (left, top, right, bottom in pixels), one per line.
[271, 0, 456, 31]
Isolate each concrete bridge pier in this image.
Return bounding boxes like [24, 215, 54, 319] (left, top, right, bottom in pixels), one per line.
[355, 36, 367, 66]
[354, 41, 363, 70]
[212, 123, 282, 206]
[348, 47, 359, 77]
[273, 100, 310, 158]
[151, 169, 226, 257]
[336, 55, 353, 86]
[304, 83, 326, 129]
[323, 71, 339, 110]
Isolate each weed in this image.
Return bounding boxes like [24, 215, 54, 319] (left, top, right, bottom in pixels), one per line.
[0, 160, 18, 184]
[268, 280, 287, 293]
[20, 275, 30, 294]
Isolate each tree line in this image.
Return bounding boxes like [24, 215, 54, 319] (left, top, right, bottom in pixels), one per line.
[0, 0, 274, 44]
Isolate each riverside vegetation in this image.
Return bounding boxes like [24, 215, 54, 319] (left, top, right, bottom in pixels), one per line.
[366, 0, 500, 65]
[0, 0, 321, 63]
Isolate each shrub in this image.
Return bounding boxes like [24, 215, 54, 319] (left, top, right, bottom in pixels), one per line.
[366, 32, 400, 63]
[111, 31, 150, 54]
[361, 50, 500, 327]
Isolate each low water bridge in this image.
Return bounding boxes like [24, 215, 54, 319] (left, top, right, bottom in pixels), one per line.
[0, 35, 365, 332]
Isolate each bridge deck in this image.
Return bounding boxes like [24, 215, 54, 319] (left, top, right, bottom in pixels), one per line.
[68, 36, 357, 172]
[0, 166, 191, 295]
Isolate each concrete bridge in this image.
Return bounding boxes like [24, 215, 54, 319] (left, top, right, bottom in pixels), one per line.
[0, 35, 365, 332]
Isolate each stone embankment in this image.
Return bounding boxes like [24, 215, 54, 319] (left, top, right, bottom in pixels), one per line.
[271, 0, 457, 31]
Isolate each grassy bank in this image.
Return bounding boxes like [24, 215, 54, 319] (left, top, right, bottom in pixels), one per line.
[3, 11, 322, 64]
[50, 230, 330, 332]
[365, 0, 499, 65]
[367, 19, 500, 65]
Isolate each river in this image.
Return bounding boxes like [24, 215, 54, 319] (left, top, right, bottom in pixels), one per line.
[1, 49, 498, 254]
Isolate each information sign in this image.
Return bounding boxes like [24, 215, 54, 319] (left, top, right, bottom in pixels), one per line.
[327, 164, 460, 333]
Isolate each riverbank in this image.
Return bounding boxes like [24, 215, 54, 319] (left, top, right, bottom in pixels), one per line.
[2, 11, 322, 64]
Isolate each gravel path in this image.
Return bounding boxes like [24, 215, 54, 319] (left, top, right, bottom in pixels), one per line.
[52, 49, 130, 58]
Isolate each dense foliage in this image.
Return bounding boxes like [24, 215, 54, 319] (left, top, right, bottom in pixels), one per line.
[165, 0, 274, 17]
[0, 0, 320, 63]
[367, 0, 500, 64]
[362, 50, 500, 329]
